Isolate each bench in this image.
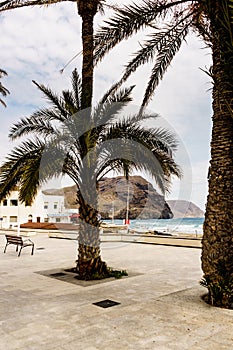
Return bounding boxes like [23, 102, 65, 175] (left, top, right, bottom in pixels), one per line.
[4, 234, 34, 257]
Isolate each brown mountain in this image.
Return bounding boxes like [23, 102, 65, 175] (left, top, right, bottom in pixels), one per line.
[43, 176, 204, 219]
[98, 176, 173, 219]
[43, 175, 173, 219]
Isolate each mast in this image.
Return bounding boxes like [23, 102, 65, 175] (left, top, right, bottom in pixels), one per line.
[125, 182, 130, 225]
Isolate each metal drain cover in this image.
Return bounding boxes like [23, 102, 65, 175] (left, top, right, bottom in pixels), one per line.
[50, 272, 67, 277]
[93, 299, 120, 308]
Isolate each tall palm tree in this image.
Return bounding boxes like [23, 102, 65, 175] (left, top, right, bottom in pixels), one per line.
[0, 69, 181, 280]
[94, 0, 233, 308]
[0, 68, 9, 107]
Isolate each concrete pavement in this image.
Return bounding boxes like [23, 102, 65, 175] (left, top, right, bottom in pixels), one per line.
[0, 233, 232, 350]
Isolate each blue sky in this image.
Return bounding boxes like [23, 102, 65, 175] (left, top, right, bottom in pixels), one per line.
[0, 2, 212, 210]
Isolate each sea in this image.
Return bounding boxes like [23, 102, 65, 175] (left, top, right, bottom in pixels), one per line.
[103, 217, 204, 235]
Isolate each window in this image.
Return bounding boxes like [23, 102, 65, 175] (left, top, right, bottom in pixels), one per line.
[10, 200, 18, 206]
[10, 216, 17, 222]
[54, 202, 58, 210]
[44, 202, 48, 209]
[3, 199, 7, 206]
[44, 218, 49, 223]
[55, 218, 61, 223]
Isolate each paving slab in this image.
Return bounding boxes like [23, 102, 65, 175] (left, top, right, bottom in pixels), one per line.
[0, 233, 232, 350]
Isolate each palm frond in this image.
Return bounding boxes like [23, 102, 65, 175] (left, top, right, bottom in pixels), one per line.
[97, 0, 106, 15]
[229, 0, 233, 28]
[9, 115, 57, 140]
[140, 22, 190, 111]
[115, 13, 193, 95]
[0, 0, 70, 12]
[0, 99, 6, 107]
[0, 68, 7, 77]
[62, 90, 77, 115]
[71, 68, 82, 110]
[92, 86, 134, 130]
[96, 120, 181, 193]
[32, 80, 68, 120]
[62, 152, 81, 184]
[100, 84, 134, 105]
[94, 0, 191, 64]
[128, 124, 179, 153]
[0, 138, 45, 203]
[0, 159, 23, 200]
[102, 120, 178, 158]
[18, 141, 66, 204]
[64, 110, 92, 147]
[96, 159, 127, 181]
[18, 154, 42, 204]
[38, 140, 67, 180]
[221, 0, 233, 48]
[96, 138, 167, 193]
[31, 108, 67, 123]
[0, 69, 9, 107]
[0, 82, 9, 97]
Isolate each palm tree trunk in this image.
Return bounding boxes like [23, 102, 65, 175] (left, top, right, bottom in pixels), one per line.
[76, 1, 108, 280]
[77, 0, 99, 109]
[201, 3, 233, 308]
[76, 190, 108, 280]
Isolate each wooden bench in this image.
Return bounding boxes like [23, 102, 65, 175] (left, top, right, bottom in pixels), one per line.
[4, 234, 34, 257]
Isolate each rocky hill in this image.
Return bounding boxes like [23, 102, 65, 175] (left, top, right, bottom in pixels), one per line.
[98, 176, 173, 219]
[43, 176, 173, 219]
[43, 176, 204, 219]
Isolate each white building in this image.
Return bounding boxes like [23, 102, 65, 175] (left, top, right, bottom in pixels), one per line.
[0, 190, 78, 229]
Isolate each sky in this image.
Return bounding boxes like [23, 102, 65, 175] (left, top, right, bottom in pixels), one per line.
[0, 1, 212, 210]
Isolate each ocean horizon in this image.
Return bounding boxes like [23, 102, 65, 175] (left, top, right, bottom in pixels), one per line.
[103, 217, 204, 235]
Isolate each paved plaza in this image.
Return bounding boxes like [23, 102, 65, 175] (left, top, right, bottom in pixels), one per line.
[0, 233, 232, 350]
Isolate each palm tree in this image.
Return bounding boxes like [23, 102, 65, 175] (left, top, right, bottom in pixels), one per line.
[0, 68, 9, 107]
[94, 0, 233, 308]
[0, 69, 181, 280]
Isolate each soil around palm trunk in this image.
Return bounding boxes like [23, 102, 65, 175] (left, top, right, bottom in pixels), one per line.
[66, 264, 128, 281]
[201, 293, 233, 310]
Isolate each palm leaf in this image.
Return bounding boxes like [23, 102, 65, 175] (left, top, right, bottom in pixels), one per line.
[0, 83, 9, 96]
[0, 68, 7, 77]
[140, 22, 190, 110]
[97, 120, 181, 192]
[71, 68, 82, 110]
[62, 90, 77, 115]
[32, 80, 68, 120]
[96, 138, 166, 193]
[9, 115, 57, 140]
[93, 86, 134, 128]
[0, 138, 44, 202]
[94, 0, 190, 64]
[0, 68, 9, 107]
[0, 0, 66, 12]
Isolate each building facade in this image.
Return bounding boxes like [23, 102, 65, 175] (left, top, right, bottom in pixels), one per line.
[0, 190, 78, 229]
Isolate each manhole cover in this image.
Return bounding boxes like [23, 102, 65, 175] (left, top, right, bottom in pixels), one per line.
[50, 272, 67, 277]
[93, 299, 120, 308]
